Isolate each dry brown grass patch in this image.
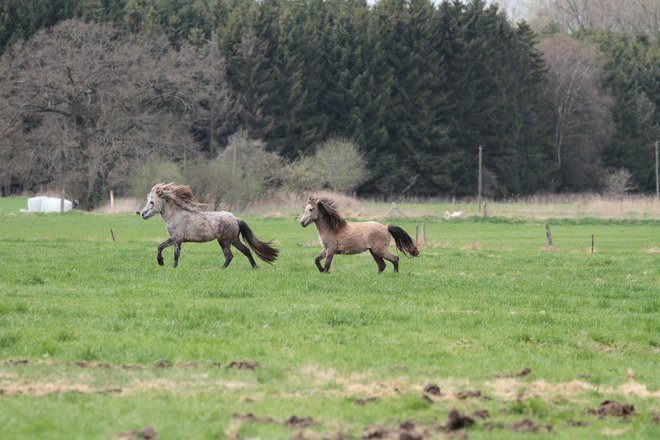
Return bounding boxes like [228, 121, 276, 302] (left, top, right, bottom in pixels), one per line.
[96, 197, 144, 214]
[461, 240, 481, 251]
[262, 211, 284, 218]
[298, 240, 320, 247]
[602, 427, 631, 436]
[420, 239, 449, 249]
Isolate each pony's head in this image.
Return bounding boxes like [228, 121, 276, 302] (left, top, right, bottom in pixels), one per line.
[300, 197, 319, 227]
[141, 182, 201, 219]
[300, 196, 346, 231]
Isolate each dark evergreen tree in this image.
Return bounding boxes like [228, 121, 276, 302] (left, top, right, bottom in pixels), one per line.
[443, 0, 552, 196]
[581, 31, 660, 192]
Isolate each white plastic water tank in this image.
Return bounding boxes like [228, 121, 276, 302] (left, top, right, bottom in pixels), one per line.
[27, 196, 48, 212]
[40, 197, 73, 213]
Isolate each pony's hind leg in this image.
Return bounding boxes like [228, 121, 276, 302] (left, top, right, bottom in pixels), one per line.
[369, 249, 387, 273]
[173, 243, 182, 268]
[314, 250, 327, 273]
[218, 240, 233, 268]
[157, 238, 175, 266]
[233, 239, 257, 268]
[382, 250, 400, 273]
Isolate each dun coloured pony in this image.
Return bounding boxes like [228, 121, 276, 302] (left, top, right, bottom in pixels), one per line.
[141, 183, 279, 268]
[300, 196, 419, 273]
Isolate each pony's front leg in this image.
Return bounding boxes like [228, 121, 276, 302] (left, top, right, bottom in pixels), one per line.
[314, 250, 327, 273]
[157, 238, 175, 266]
[322, 251, 334, 274]
[173, 242, 182, 268]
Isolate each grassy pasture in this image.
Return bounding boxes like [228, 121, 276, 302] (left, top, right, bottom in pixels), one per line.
[1, 198, 660, 439]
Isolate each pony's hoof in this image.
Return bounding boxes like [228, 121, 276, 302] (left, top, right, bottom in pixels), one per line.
[157, 259, 164, 266]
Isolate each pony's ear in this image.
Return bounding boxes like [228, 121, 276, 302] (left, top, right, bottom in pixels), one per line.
[308, 196, 318, 204]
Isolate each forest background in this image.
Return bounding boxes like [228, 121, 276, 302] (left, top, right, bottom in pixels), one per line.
[1, 0, 659, 209]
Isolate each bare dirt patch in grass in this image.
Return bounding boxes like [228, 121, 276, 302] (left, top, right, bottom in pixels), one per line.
[232, 413, 276, 424]
[176, 361, 197, 368]
[492, 367, 532, 379]
[4, 359, 28, 366]
[285, 415, 316, 428]
[397, 421, 431, 439]
[361, 424, 394, 439]
[110, 426, 158, 440]
[472, 410, 490, 419]
[423, 383, 441, 395]
[226, 360, 261, 370]
[73, 361, 110, 368]
[588, 400, 636, 418]
[508, 419, 552, 433]
[454, 390, 481, 399]
[442, 409, 475, 432]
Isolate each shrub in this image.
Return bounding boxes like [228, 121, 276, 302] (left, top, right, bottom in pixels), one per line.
[310, 137, 368, 193]
[126, 160, 184, 199]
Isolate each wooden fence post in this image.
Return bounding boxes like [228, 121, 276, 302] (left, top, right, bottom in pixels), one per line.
[545, 223, 554, 250]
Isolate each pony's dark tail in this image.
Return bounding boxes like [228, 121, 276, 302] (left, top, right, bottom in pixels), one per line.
[237, 219, 279, 264]
[387, 225, 420, 257]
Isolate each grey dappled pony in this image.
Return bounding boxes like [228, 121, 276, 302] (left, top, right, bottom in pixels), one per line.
[299, 196, 419, 273]
[141, 183, 279, 268]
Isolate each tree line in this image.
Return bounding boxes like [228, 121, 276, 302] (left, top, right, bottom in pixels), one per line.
[1, 0, 659, 208]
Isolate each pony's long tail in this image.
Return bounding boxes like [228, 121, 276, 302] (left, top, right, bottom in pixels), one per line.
[237, 219, 279, 264]
[387, 225, 420, 257]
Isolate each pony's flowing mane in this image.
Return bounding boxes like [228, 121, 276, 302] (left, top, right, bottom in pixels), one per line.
[151, 182, 203, 212]
[312, 197, 347, 232]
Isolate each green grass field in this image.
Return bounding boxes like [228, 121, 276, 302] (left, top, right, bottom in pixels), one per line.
[1, 198, 660, 439]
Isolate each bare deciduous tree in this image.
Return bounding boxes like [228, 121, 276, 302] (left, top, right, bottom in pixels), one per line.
[528, 0, 660, 36]
[492, 0, 532, 23]
[0, 19, 236, 208]
[538, 34, 613, 190]
[605, 168, 636, 202]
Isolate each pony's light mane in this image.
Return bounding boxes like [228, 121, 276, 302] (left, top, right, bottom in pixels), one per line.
[151, 182, 203, 212]
[312, 197, 347, 232]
